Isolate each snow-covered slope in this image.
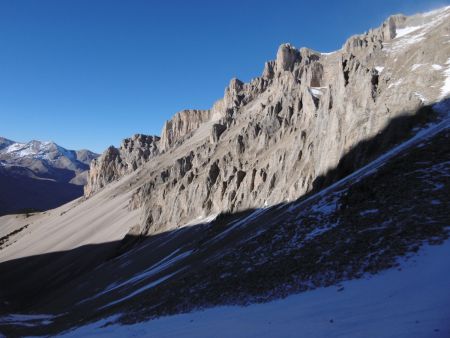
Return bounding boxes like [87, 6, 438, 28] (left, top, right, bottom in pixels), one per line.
[0, 138, 14, 152]
[57, 240, 450, 338]
[2, 140, 73, 161]
[0, 139, 97, 169]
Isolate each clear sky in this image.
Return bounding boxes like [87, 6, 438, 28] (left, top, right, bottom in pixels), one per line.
[0, 0, 448, 153]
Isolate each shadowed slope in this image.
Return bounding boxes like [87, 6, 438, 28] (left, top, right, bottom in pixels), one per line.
[0, 104, 448, 337]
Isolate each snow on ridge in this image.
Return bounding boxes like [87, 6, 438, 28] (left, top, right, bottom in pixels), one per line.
[4, 142, 26, 154]
[1, 139, 76, 161]
[386, 8, 449, 52]
[395, 26, 422, 38]
[320, 51, 337, 56]
[422, 5, 450, 17]
[388, 27, 426, 51]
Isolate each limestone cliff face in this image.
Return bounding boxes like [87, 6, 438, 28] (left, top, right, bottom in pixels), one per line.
[160, 110, 211, 151]
[85, 7, 450, 235]
[158, 75, 269, 152]
[84, 134, 159, 196]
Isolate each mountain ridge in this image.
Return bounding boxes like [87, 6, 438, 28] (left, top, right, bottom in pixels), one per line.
[0, 138, 98, 215]
[0, 5, 449, 337]
[84, 5, 450, 237]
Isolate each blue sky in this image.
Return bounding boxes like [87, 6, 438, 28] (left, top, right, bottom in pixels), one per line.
[0, 0, 448, 153]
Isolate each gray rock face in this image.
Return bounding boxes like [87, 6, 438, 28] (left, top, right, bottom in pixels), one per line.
[85, 6, 450, 236]
[160, 110, 211, 151]
[210, 124, 227, 143]
[382, 15, 407, 40]
[85, 134, 160, 196]
[120, 134, 160, 170]
[276, 43, 301, 72]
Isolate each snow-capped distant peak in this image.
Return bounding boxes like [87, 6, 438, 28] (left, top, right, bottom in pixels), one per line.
[1, 140, 75, 161]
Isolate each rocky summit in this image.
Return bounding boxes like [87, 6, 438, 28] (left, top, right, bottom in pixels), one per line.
[0, 5, 449, 338]
[86, 6, 449, 237]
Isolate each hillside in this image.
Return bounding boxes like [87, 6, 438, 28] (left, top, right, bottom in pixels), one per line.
[0, 5, 449, 337]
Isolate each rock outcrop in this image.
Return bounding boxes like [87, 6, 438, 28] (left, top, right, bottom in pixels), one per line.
[84, 134, 159, 196]
[160, 109, 211, 151]
[84, 6, 450, 236]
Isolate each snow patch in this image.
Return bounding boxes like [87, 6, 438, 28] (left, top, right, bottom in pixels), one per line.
[309, 87, 327, 99]
[184, 213, 218, 227]
[388, 79, 403, 89]
[303, 221, 339, 242]
[440, 58, 450, 99]
[98, 270, 182, 310]
[411, 64, 425, 71]
[0, 313, 56, 327]
[78, 249, 193, 305]
[395, 26, 422, 38]
[414, 92, 427, 103]
[375, 66, 384, 73]
[385, 9, 450, 53]
[212, 207, 269, 242]
[432, 64, 443, 70]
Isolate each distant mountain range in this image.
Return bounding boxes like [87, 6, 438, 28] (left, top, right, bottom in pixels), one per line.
[0, 137, 98, 215]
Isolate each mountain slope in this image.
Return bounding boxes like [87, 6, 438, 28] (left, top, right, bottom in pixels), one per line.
[0, 99, 448, 337]
[0, 139, 98, 215]
[0, 5, 449, 337]
[55, 240, 450, 338]
[85, 5, 450, 237]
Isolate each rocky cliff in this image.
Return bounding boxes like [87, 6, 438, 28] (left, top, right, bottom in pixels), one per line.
[160, 109, 212, 150]
[85, 7, 450, 236]
[85, 134, 159, 196]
